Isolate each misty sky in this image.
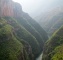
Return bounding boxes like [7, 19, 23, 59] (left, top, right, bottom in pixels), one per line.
[13, 0, 63, 17]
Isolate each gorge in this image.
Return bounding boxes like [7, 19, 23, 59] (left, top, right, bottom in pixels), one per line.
[35, 6, 63, 60]
[0, 0, 48, 60]
[0, 0, 63, 60]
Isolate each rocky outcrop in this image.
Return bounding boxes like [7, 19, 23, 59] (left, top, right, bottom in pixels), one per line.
[0, 0, 14, 17]
[13, 2, 23, 17]
[0, 0, 23, 17]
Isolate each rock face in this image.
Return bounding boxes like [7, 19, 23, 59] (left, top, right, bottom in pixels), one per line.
[13, 2, 23, 17]
[0, 0, 23, 17]
[0, 0, 14, 17]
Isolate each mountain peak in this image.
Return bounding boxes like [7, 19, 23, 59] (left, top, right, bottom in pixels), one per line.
[0, 0, 22, 17]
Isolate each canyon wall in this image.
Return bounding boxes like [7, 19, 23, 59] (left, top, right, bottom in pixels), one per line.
[0, 0, 23, 17]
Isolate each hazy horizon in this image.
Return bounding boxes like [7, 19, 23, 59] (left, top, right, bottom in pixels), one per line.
[13, 0, 63, 17]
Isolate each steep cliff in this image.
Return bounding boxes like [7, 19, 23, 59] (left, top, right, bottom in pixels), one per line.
[0, 0, 14, 17]
[0, 0, 25, 17]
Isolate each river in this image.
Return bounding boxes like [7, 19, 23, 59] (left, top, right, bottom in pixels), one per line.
[36, 53, 43, 60]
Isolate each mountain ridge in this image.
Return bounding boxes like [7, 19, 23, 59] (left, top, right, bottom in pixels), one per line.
[42, 26, 63, 60]
[0, 0, 48, 60]
[35, 7, 63, 36]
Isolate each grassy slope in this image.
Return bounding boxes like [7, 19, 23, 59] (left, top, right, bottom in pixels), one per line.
[0, 16, 48, 60]
[51, 44, 63, 60]
[42, 26, 63, 60]
[15, 17, 44, 51]
[25, 16, 48, 42]
[3, 17, 40, 57]
[0, 19, 24, 60]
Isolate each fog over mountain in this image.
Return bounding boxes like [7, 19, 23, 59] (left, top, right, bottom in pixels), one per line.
[0, 0, 63, 60]
[13, 0, 63, 17]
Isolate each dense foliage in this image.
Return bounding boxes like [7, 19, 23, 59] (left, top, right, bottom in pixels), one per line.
[42, 26, 63, 60]
[0, 18, 30, 60]
[0, 16, 48, 60]
[0, 0, 49, 59]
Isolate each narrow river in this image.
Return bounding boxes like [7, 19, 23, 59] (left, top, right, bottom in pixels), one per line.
[36, 53, 43, 60]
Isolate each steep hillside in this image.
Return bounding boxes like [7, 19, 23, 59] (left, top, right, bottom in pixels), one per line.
[0, 18, 32, 60]
[42, 26, 63, 60]
[0, 13, 48, 60]
[22, 13, 48, 42]
[15, 16, 48, 51]
[0, 0, 48, 60]
[35, 7, 63, 36]
[4, 17, 40, 57]
[35, 7, 63, 27]
[46, 13, 63, 36]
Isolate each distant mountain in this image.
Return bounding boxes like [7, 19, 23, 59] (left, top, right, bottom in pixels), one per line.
[35, 7, 63, 36]
[32, 0, 63, 18]
[0, 0, 48, 60]
[42, 26, 63, 60]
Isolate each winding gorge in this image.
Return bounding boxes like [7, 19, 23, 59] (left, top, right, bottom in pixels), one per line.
[0, 0, 48, 60]
[0, 0, 63, 60]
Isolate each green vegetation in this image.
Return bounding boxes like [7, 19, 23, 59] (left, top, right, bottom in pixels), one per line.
[42, 26, 63, 60]
[0, 16, 48, 60]
[15, 17, 46, 51]
[51, 45, 63, 60]
[4, 17, 40, 56]
[0, 18, 31, 60]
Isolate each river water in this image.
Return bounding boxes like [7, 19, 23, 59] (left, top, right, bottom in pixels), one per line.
[36, 53, 43, 60]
